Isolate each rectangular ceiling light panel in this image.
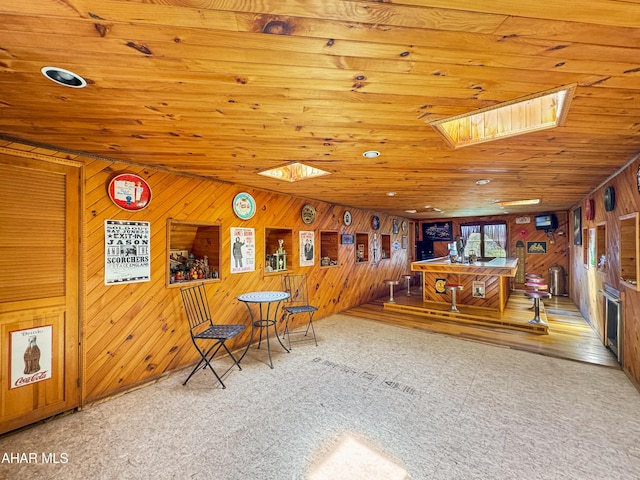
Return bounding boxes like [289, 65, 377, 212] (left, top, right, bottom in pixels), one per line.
[429, 84, 576, 149]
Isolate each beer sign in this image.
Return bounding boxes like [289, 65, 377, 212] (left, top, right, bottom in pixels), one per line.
[10, 325, 53, 389]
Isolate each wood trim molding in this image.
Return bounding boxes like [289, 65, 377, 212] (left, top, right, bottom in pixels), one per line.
[0, 146, 83, 167]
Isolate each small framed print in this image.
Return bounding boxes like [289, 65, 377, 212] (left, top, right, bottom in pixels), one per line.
[341, 234, 354, 245]
[473, 281, 486, 298]
[527, 241, 547, 254]
[392, 219, 399, 234]
[401, 235, 407, 249]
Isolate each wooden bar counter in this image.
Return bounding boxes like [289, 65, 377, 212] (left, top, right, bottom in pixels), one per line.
[411, 257, 518, 313]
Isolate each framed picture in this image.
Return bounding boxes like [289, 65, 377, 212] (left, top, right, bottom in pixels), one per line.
[422, 221, 453, 241]
[392, 219, 399, 234]
[401, 235, 407, 249]
[341, 234, 354, 245]
[472, 281, 486, 298]
[573, 207, 582, 246]
[299, 230, 315, 267]
[527, 241, 547, 254]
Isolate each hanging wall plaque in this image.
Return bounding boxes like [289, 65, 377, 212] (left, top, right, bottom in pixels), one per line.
[108, 173, 152, 211]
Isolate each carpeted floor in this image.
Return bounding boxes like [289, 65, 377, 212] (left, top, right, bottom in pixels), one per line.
[2, 314, 640, 479]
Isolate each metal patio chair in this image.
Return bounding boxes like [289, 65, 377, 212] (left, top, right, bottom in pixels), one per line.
[180, 283, 246, 388]
[281, 274, 318, 348]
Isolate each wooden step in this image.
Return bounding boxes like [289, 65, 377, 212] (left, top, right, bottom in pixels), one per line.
[382, 290, 548, 334]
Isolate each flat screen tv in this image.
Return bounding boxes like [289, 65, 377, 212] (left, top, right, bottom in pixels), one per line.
[535, 213, 558, 231]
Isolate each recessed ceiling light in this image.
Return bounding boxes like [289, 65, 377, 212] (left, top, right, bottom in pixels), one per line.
[41, 66, 87, 88]
[362, 151, 380, 158]
[476, 179, 491, 185]
[424, 205, 431, 209]
[386, 192, 396, 196]
[404, 209, 417, 214]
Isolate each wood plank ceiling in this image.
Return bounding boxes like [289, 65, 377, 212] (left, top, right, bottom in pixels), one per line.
[1, 0, 639, 218]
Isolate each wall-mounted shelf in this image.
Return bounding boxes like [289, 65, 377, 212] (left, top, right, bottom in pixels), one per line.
[355, 232, 369, 263]
[167, 219, 221, 287]
[320, 230, 339, 267]
[265, 227, 292, 273]
[380, 234, 391, 260]
[619, 213, 639, 290]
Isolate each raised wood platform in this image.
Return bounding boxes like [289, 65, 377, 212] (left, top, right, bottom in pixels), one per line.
[383, 288, 549, 334]
[344, 286, 620, 368]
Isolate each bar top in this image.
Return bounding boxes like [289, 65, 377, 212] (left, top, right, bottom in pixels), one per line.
[411, 256, 518, 277]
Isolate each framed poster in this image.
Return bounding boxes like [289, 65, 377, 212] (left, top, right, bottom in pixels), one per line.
[300, 230, 315, 267]
[423, 221, 453, 241]
[401, 235, 407, 249]
[105, 220, 151, 285]
[573, 207, 582, 246]
[230, 227, 255, 273]
[10, 325, 53, 389]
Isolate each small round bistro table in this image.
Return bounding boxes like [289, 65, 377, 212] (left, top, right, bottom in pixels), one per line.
[237, 291, 290, 369]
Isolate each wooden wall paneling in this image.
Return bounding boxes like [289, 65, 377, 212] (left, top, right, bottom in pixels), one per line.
[78, 158, 411, 402]
[418, 212, 570, 289]
[570, 156, 640, 387]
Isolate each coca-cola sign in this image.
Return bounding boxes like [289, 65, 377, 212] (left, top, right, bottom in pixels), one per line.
[10, 325, 53, 389]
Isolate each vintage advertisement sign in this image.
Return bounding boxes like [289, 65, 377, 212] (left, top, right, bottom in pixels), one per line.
[230, 227, 255, 274]
[105, 220, 151, 285]
[108, 173, 152, 211]
[10, 325, 53, 389]
[299, 230, 315, 267]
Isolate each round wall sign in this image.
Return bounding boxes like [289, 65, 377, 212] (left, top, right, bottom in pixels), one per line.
[585, 198, 595, 221]
[233, 192, 256, 220]
[343, 210, 352, 226]
[604, 186, 616, 212]
[108, 173, 152, 211]
[301, 204, 316, 225]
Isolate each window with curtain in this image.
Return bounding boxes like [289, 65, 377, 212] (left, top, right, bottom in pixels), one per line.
[461, 222, 507, 259]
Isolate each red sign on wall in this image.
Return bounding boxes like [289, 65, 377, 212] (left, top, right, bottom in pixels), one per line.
[108, 173, 152, 211]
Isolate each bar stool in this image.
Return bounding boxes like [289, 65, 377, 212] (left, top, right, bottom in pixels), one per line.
[445, 283, 463, 312]
[525, 279, 548, 291]
[403, 274, 413, 296]
[524, 290, 551, 325]
[384, 279, 400, 304]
